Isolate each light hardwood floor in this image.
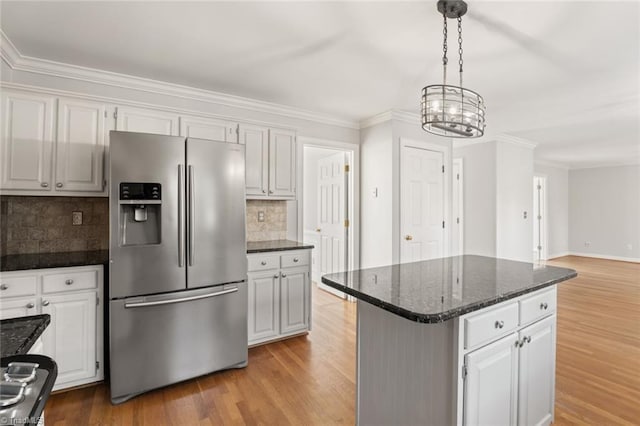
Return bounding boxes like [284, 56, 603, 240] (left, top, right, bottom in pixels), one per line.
[44, 256, 639, 425]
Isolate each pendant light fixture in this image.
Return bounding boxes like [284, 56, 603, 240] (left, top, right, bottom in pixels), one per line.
[421, 0, 486, 138]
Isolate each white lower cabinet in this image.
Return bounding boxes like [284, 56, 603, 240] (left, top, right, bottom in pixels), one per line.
[0, 265, 103, 391]
[460, 287, 557, 426]
[247, 250, 311, 346]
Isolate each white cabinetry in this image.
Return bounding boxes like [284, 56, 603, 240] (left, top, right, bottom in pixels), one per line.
[180, 115, 238, 142]
[459, 287, 557, 426]
[115, 106, 179, 136]
[0, 265, 104, 391]
[0, 89, 108, 195]
[0, 89, 55, 191]
[247, 250, 311, 345]
[55, 97, 107, 192]
[241, 125, 296, 199]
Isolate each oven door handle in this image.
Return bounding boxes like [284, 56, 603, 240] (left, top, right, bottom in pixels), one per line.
[124, 287, 238, 309]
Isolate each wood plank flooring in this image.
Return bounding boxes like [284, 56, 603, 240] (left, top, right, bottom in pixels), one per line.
[44, 256, 639, 425]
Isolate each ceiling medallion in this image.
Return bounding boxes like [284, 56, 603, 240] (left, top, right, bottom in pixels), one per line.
[421, 0, 486, 138]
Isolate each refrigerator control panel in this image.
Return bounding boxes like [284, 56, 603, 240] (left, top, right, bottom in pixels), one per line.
[119, 183, 162, 201]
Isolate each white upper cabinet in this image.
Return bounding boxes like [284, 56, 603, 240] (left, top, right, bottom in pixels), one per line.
[116, 106, 179, 136]
[180, 115, 238, 142]
[0, 90, 55, 191]
[240, 123, 269, 196]
[55, 98, 106, 192]
[241, 125, 296, 199]
[269, 128, 296, 198]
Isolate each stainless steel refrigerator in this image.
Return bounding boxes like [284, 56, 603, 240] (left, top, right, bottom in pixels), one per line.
[108, 131, 247, 404]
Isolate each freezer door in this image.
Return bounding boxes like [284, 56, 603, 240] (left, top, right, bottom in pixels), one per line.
[109, 131, 186, 298]
[186, 138, 247, 288]
[109, 283, 248, 403]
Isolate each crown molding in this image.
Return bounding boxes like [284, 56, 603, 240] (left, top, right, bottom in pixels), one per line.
[0, 30, 359, 130]
[534, 159, 570, 170]
[360, 109, 421, 129]
[495, 134, 538, 149]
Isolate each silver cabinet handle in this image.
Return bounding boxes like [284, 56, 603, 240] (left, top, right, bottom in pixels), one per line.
[178, 164, 185, 267]
[65, 279, 74, 285]
[495, 320, 504, 329]
[56, 182, 63, 188]
[0, 284, 8, 290]
[269, 190, 274, 194]
[274, 274, 279, 279]
[261, 261, 267, 266]
[540, 302, 548, 310]
[26, 303, 35, 309]
[262, 189, 266, 194]
[40, 182, 49, 188]
[42, 300, 50, 307]
[125, 287, 237, 308]
[281, 273, 287, 278]
[524, 336, 532, 343]
[293, 258, 299, 263]
[188, 165, 195, 266]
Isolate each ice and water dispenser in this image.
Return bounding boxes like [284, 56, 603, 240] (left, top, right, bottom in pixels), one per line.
[118, 182, 162, 246]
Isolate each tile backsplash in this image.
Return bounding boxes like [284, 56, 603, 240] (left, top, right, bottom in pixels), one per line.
[1, 196, 109, 255]
[246, 200, 287, 242]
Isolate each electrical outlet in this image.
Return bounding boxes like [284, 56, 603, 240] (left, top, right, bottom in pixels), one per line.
[584, 241, 591, 247]
[258, 211, 265, 222]
[72, 211, 83, 226]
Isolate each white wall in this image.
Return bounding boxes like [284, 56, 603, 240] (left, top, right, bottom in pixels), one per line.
[496, 142, 534, 261]
[569, 165, 640, 260]
[360, 121, 393, 268]
[453, 142, 497, 257]
[534, 163, 569, 258]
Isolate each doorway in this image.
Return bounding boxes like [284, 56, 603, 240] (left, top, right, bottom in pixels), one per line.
[533, 175, 548, 261]
[400, 145, 445, 263]
[301, 143, 357, 299]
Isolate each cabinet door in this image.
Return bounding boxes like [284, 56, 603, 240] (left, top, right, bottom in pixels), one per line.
[0, 90, 55, 190]
[464, 332, 519, 426]
[41, 291, 97, 389]
[280, 267, 309, 335]
[180, 116, 237, 142]
[268, 128, 296, 197]
[240, 124, 269, 196]
[0, 297, 38, 319]
[55, 97, 106, 192]
[518, 316, 556, 426]
[116, 106, 179, 136]
[247, 271, 280, 344]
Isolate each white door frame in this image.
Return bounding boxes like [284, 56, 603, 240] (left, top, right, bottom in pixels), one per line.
[453, 157, 464, 256]
[397, 138, 451, 262]
[533, 175, 548, 261]
[297, 137, 360, 283]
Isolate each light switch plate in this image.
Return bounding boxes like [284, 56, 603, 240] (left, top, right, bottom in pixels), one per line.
[72, 211, 83, 226]
[258, 211, 265, 222]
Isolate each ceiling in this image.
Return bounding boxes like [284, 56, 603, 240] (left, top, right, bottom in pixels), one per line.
[1, 1, 638, 169]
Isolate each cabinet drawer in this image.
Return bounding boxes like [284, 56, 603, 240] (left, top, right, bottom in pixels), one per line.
[0, 275, 38, 298]
[42, 270, 98, 293]
[464, 302, 519, 350]
[519, 287, 556, 325]
[247, 255, 280, 272]
[281, 252, 309, 269]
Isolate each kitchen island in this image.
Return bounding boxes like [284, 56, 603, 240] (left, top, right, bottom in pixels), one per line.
[321, 255, 577, 426]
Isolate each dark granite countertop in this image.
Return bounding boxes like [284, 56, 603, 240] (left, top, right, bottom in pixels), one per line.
[0, 314, 51, 357]
[321, 255, 577, 323]
[0, 250, 109, 272]
[247, 240, 314, 253]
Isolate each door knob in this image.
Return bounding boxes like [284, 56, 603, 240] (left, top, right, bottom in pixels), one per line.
[405, 235, 413, 241]
[316, 228, 321, 232]
[42, 300, 50, 307]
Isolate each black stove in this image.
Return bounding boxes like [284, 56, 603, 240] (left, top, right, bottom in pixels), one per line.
[0, 355, 57, 426]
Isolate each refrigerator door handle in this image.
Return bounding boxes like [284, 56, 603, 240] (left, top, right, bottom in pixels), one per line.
[124, 287, 238, 309]
[178, 164, 185, 267]
[188, 164, 195, 266]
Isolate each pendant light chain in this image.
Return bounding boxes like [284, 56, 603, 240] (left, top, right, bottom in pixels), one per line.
[457, 16, 463, 88]
[442, 12, 448, 86]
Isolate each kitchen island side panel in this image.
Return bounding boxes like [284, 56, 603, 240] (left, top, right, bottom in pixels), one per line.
[357, 300, 455, 426]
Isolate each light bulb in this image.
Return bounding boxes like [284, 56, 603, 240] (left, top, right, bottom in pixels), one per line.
[449, 106, 457, 115]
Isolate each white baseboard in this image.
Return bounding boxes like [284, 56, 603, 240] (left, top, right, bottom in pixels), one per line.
[560, 252, 640, 263]
[547, 252, 571, 260]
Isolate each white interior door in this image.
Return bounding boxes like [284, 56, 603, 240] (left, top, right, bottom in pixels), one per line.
[451, 158, 464, 256]
[317, 152, 347, 298]
[400, 146, 445, 263]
